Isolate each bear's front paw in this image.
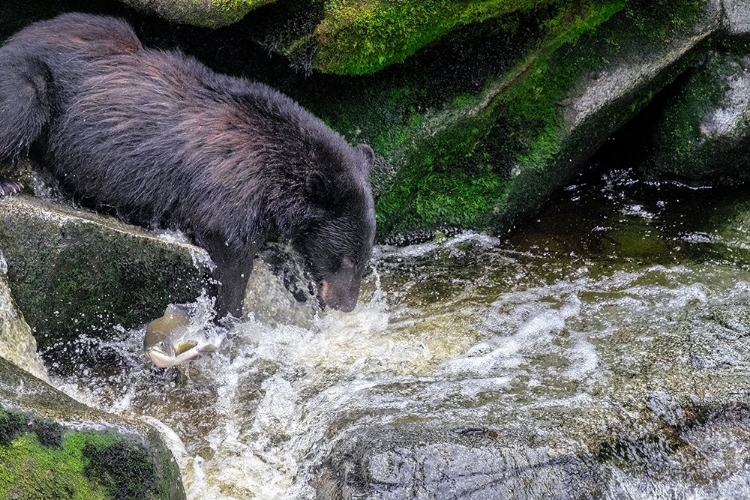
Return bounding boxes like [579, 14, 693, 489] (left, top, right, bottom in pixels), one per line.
[0, 180, 23, 197]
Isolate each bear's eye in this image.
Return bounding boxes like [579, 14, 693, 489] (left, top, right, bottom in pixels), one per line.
[341, 257, 355, 270]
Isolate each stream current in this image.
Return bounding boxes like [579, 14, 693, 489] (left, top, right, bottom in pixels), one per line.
[49, 166, 750, 499]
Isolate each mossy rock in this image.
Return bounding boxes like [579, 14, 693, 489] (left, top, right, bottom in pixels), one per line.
[283, 0, 719, 238]
[0, 195, 213, 360]
[647, 41, 750, 183]
[0, 0, 727, 242]
[249, 0, 563, 75]
[0, 357, 184, 499]
[118, 0, 274, 28]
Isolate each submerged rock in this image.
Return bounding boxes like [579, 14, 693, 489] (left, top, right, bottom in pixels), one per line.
[307, 297, 750, 498]
[315, 427, 605, 499]
[0, 356, 185, 499]
[648, 43, 750, 182]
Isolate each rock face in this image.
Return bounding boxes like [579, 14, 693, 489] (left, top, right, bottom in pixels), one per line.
[648, 43, 750, 182]
[0, 356, 184, 499]
[0, 196, 213, 359]
[724, 0, 750, 34]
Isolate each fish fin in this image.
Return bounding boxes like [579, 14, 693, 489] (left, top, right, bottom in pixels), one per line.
[175, 340, 199, 355]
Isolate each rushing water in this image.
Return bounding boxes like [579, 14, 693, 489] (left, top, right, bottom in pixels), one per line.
[48, 166, 750, 499]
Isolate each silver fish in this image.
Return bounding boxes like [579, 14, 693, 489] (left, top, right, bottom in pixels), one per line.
[144, 304, 217, 368]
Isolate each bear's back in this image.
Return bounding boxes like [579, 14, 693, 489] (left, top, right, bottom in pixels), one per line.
[3, 13, 372, 251]
[7, 13, 142, 61]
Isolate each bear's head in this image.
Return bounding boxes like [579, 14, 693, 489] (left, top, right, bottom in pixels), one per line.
[296, 143, 376, 312]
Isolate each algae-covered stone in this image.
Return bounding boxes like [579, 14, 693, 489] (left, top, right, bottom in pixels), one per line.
[0, 195, 212, 356]
[118, 0, 273, 28]
[0, 357, 185, 499]
[251, 0, 561, 75]
[648, 43, 750, 183]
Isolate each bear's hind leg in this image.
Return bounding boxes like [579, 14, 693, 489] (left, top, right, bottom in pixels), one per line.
[0, 51, 54, 162]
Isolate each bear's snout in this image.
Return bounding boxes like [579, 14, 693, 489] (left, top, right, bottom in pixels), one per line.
[318, 276, 360, 313]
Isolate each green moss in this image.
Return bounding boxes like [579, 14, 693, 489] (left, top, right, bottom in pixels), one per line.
[488, 0, 708, 223]
[375, 113, 506, 234]
[493, 0, 626, 153]
[0, 410, 29, 445]
[0, 408, 182, 500]
[0, 408, 117, 500]
[374, 0, 624, 235]
[292, 0, 711, 237]
[654, 69, 724, 173]
[0, 433, 109, 500]
[83, 440, 160, 500]
[311, 0, 560, 75]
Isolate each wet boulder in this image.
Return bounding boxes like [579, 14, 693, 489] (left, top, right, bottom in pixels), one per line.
[0, 356, 184, 499]
[724, 0, 750, 35]
[314, 425, 605, 499]
[0, 255, 47, 381]
[0, 195, 213, 362]
[648, 43, 750, 183]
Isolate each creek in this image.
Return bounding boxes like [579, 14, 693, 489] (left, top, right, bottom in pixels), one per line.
[49, 165, 750, 499]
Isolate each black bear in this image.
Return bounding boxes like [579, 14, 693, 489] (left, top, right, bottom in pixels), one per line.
[0, 13, 376, 317]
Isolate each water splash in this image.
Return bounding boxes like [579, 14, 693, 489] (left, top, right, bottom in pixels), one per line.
[39, 169, 750, 498]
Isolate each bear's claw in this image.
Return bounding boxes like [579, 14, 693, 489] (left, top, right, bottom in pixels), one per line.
[0, 180, 23, 198]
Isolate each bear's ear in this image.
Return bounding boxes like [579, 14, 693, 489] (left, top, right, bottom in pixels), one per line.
[356, 144, 375, 173]
[305, 170, 334, 206]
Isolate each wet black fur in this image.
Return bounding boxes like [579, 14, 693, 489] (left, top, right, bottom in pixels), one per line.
[0, 13, 376, 317]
